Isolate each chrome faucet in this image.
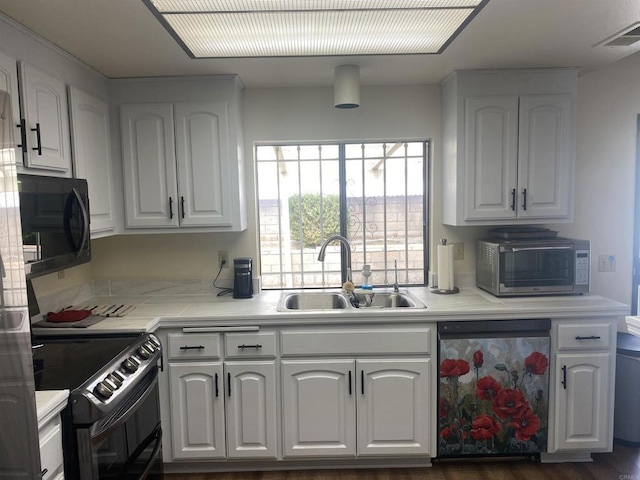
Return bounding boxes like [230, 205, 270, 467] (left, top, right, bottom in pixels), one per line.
[317, 235, 353, 284]
[393, 259, 400, 293]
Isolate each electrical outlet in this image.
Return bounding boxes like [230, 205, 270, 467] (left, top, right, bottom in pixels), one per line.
[598, 254, 616, 272]
[452, 242, 464, 261]
[218, 251, 229, 268]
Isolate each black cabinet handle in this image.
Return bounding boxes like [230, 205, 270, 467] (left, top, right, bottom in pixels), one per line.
[561, 365, 567, 389]
[215, 373, 219, 397]
[238, 344, 262, 350]
[16, 119, 27, 154]
[169, 197, 174, 219]
[361, 370, 364, 395]
[522, 188, 527, 211]
[40, 469, 48, 478]
[348, 371, 352, 395]
[228, 372, 231, 397]
[510, 188, 516, 211]
[181, 196, 185, 219]
[179, 345, 204, 350]
[575, 335, 601, 340]
[31, 123, 42, 155]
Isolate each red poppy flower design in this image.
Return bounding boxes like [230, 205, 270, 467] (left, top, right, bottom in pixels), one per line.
[508, 407, 540, 441]
[473, 350, 484, 368]
[440, 359, 471, 378]
[470, 414, 502, 441]
[440, 426, 452, 440]
[524, 352, 549, 375]
[492, 388, 529, 419]
[476, 375, 502, 401]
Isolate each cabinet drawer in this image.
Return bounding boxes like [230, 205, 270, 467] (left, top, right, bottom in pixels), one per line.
[281, 328, 431, 356]
[39, 416, 63, 480]
[225, 332, 276, 358]
[167, 333, 221, 360]
[556, 322, 612, 351]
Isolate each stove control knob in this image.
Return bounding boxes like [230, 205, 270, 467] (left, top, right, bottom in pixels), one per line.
[106, 373, 123, 389]
[144, 341, 156, 353]
[148, 336, 161, 348]
[94, 382, 114, 399]
[122, 357, 139, 373]
[137, 346, 151, 360]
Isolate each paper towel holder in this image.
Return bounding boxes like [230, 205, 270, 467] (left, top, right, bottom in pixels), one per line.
[431, 238, 460, 294]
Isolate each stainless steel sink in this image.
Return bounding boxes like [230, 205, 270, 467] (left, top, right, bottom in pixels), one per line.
[278, 292, 349, 311]
[354, 291, 425, 309]
[277, 290, 425, 311]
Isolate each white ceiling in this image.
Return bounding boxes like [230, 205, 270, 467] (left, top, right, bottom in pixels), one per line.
[0, 0, 639, 87]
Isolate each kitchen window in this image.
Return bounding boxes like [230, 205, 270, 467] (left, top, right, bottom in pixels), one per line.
[256, 141, 428, 289]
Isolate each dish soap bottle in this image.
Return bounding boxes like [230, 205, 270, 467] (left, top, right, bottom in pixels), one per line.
[361, 265, 373, 290]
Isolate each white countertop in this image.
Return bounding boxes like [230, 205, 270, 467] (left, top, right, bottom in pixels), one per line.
[35, 390, 69, 429]
[31, 286, 630, 335]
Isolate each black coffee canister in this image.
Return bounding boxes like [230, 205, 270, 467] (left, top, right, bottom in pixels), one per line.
[233, 257, 253, 299]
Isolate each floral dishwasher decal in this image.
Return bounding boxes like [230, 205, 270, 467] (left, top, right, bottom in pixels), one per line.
[439, 336, 550, 456]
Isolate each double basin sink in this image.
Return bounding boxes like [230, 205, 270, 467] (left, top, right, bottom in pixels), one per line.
[277, 290, 425, 311]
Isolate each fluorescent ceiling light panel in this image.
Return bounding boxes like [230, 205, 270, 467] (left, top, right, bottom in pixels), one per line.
[145, 0, 488, 58]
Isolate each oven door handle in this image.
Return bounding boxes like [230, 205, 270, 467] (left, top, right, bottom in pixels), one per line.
[117, 422, 162, 480]
[90, 373, 158, 443]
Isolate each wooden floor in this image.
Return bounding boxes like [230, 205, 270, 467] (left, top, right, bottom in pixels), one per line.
[165, 443, 640, 479]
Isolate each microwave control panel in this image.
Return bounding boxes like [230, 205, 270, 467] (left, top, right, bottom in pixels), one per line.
[575, 250, 590, 285]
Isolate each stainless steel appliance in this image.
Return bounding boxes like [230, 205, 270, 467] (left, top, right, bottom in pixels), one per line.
[233, 257, 253, 298]
[438, 319, 551, 457]
[476, 237, 590, 296]
[32, 333, 163, 480]
[18, 173, 91, 279]
[0, 89, 42, 478]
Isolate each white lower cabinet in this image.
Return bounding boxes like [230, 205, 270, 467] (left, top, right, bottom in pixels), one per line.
[163, 329, 279, 462]
[550, 319, 615, 453]
[225, 361, 278, 459]
[282, 358, 431, 458]
[169, 362, 226, 460]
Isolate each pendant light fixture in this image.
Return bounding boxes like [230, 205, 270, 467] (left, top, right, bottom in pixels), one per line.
[334, 65, 360, 109]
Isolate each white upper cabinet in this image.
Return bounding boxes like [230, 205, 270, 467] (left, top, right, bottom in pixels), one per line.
[68, 87, 115, 236]
[442, 69, 577, 226]
[18, 62, 73, 174]
[0, 51, 21, 164]
[121, 103, 178, 228]
[120, 94, 246, 231]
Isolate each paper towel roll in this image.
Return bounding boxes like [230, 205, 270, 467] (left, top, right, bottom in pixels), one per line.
[437, 243, 455, 290]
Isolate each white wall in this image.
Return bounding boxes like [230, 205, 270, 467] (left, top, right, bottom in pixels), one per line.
[553, 50, 640, 307]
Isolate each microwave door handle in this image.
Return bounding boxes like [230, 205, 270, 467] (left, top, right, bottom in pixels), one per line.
[506, 246, 573, 252]
[72, 188, 89, 257]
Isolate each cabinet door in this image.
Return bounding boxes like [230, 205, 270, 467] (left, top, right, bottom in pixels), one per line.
[68, 87, 115, 236]
[225, 361, 278, 459]
[169, 362, 225, 459]
[174, 102, 232, 227]
[120, 104, 179, 228]
[0, 51, 21, 165]
[464, 96, 519, 221]
[282, 360, 356, 457]
[357, 359, 431, 456]
[19, 63, 72, 174]
[517, 95, 573, 220]
[554, 353, 611, 451]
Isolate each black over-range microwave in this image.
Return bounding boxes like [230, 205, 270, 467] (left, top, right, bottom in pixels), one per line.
[18, 174, 90, 278]
[476, 237, 590, 297]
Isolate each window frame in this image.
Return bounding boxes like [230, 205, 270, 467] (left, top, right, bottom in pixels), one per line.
[255, 138, 430, 290]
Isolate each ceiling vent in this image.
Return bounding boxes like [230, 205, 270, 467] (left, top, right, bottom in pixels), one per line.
[598, 23, 640, 47]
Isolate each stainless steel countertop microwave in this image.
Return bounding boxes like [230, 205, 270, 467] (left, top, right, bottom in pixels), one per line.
[476, 237, 590, 297]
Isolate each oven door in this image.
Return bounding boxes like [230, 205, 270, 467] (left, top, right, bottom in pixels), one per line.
[499, 244, 576, 294]
[75, 375, 162, 480]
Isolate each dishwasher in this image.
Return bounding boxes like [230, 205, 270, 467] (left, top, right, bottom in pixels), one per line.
[438, 318, 551, 457]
